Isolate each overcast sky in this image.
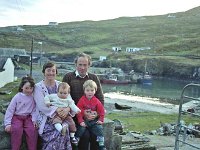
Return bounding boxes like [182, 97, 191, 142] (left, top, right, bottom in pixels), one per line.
[1, 0, 200, 27]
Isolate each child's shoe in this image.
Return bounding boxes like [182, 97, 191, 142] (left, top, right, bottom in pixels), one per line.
[99, 146, 106, 150]
[70, 137, 78, 145]
[99, 141, 104, 146]
[97, 136, 105, 148]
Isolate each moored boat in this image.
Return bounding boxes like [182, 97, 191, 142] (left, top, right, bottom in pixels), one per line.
[100, 78, 130, 84]
[137, 74, 152, 85]
[143, 74, 152, 84]
[100, 74, 131, 84]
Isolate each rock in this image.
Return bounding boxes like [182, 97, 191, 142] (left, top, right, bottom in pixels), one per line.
[113, 119, 123, 133]
[0, 112, 4, 122]
[103, 118, 122, 150]
[115, 103, 132, 110]
[0, 91, 12, 95]
[0, 125, 11, 150]
[121, 132, 155, 150]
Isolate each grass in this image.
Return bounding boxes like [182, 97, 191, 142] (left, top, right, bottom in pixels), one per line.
[1, 6, 200, 58]
[1, 7, 200, 78]
[0, 80, 20, 102]
[1, 78, 199, 133]
[106, 111, 200, 133]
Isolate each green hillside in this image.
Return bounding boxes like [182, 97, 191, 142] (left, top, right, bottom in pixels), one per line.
[0, 7, 200, 80]
[1, 6, 200, 58]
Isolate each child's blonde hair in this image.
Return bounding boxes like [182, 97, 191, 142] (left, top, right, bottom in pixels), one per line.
[58, 82, 70, 93]
[83, 80, 97, 91]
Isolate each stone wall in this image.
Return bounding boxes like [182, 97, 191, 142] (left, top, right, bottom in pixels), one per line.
[0, 113, 122, 150]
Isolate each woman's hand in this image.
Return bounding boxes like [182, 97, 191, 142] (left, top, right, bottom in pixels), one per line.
[33, 121, 38, 129]
[57, 107, 70, 119]
[5, 125, 11, 133]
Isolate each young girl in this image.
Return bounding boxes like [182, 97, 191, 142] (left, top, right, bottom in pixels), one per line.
[4, 76, 38, 150]
[76, 80, 106, 150]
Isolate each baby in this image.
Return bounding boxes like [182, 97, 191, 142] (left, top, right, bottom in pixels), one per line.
[44, 82, 80, 144]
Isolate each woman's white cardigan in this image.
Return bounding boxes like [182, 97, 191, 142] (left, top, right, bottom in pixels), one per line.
[33, 80, 60, 135]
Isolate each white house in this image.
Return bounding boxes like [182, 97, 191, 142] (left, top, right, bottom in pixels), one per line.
[126, 47, 151, 52]
[99, 56, 106, 61]
[0, 58, 15, 88]
[48, 22, 58, 26]
[17, 26, 25, 31]
[112, 47, 122, 52]
[126, 47, 140, 52]
[167, 14, 176, 18]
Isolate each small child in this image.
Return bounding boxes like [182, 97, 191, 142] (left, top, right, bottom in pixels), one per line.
[76, 80, 106, 150]
[4, 76, 38, 150]
[44, 82, 81, 144]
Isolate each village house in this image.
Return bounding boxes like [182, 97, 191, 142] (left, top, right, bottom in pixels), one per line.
[112, 47, 122, 52]
[99, 56, 107, 61]
[167, 14, 176, 18]
[0, 48, 26, 57]
[16, 26, 25, 32]
[0, 57, 15, 88]
[126, 47, 140, 52]
[48, 22, 58, 26]
[14, 55, 30, 66]
[126, 47, 151, 52]
[0, 48, 30, 65]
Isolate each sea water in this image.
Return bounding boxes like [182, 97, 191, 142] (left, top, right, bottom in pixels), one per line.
[102, 77, 200, 104]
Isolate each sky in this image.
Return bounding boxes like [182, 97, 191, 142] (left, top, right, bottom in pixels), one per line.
[1, 0, 200, 27]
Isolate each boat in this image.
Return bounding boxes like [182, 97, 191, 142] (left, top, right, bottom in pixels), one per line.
[138, 60, 153, 85]
[100, 74, 131, 84]
[138, 73, 152, 85]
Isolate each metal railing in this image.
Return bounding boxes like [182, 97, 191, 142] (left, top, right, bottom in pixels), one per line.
[174, 83, 200, 150]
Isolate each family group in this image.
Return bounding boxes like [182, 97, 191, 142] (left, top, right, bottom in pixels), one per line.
[4, 53, 106, 150]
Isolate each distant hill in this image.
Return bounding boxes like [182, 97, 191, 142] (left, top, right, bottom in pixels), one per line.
[0, 6, 200, 59]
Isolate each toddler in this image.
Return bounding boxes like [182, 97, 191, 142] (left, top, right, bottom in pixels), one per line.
[76, 80, 106, 150]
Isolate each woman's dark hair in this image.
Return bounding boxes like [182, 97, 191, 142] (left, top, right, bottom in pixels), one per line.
[18, 76, 35, 92]
[42, 61, 57, 74]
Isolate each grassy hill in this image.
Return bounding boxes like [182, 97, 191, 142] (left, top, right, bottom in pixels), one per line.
[0, 6, 200, 69]
[0, 6, 200, 56]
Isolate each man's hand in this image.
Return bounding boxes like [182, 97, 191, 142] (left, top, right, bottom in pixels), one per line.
[57, 107, 70, 119]
[96, 120, 103, 125]
[84, 110, 97, 121]
[80, 122, 87, 127]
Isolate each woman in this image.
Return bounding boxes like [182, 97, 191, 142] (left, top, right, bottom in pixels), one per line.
[34, 62, 72, 150]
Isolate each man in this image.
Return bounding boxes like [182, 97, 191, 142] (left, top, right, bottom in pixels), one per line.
[62, 52, 104, 150]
